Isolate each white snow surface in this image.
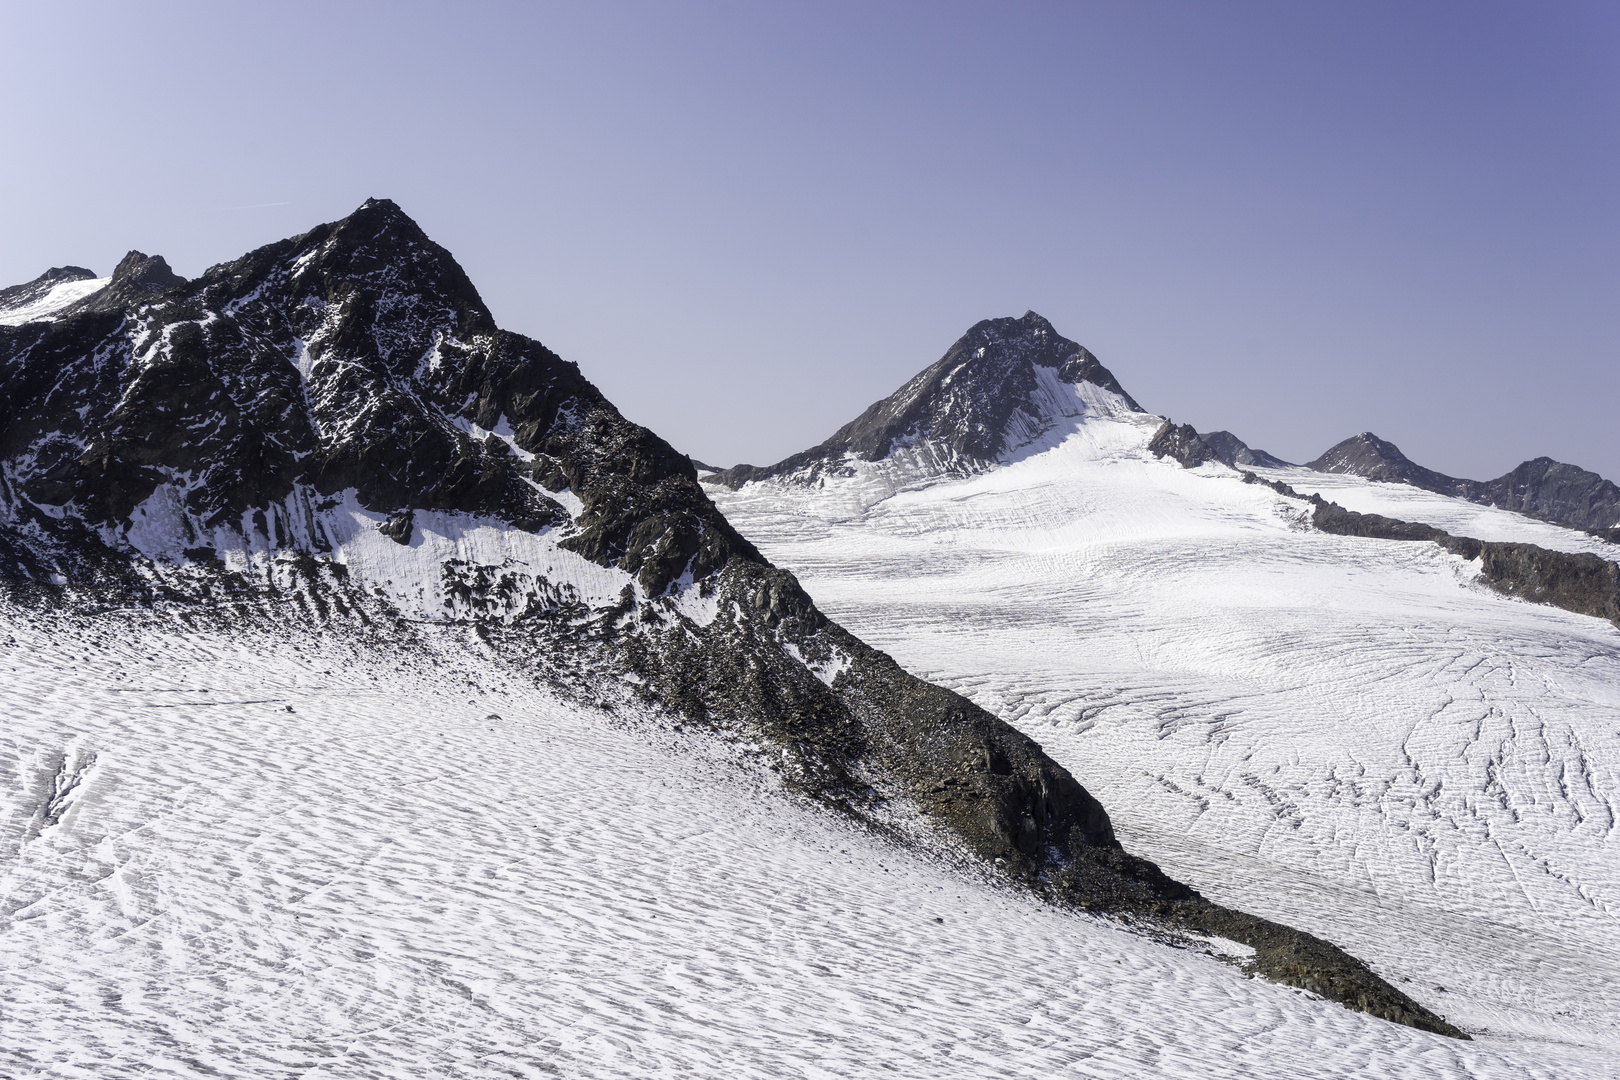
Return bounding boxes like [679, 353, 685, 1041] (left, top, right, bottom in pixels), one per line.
[708, 392, 1620, 1067]
[111, 483, 630, 622]
[4, 609, 1615, 1078]
[1255, 465, 1619, 557]
[0, 278, 110, 325]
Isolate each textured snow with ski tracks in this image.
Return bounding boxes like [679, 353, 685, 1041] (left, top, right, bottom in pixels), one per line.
[4, 602, 1614, 1077]
[708, 389, 1620, 1067]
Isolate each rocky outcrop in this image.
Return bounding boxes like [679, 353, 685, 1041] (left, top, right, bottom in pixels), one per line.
[1147, 420, 1219, 469]
[75, 251, 185, 314]
[1300, 490, 1620, 627]
[1476, 457, 1620, 533]
[1199, 429, 1292, 469]
[709, 312, 1142, 488]
[1308, 433, 1620, 534]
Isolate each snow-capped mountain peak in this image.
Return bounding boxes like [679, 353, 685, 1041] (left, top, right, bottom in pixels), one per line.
[0, 198, 753, 608]
[710, 310, 1146, 489]
[0, 265, 110, 326]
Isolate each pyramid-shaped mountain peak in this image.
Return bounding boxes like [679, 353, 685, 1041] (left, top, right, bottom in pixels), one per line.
[709, 312, 1142, 488]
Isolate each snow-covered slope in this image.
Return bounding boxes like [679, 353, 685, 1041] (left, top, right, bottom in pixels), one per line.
[709, 311, 1145, 491]
[1259, 465, 1617, 556]
[0, 271, 110, 326]
[707, 326, 1620, 1065]
[3, 603, 1609, 1079]
[3, 206, 1495, 1069]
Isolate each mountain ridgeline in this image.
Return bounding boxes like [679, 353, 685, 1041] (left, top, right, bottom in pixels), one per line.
[708, 313, 1618, 542]
[709, 311, 1143, 489]
[1150, 426, 1619, 539]
[0, 202, 1466, 1036]
[1306, 433, 1620, 536]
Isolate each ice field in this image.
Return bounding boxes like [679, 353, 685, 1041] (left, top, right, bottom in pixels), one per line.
[708, 398, 1620, 1064]
[4, 605, 1618, 1079]
[0, 277, 110, 327]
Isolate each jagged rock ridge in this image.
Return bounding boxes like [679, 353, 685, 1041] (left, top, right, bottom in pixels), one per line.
[1147, 420, 1218, 469]
[1308, 433, 1620, 534]
[710, 311, 1143, 488]
[1241, 471, 1620, 627]
[0, 203, 1461, 1036]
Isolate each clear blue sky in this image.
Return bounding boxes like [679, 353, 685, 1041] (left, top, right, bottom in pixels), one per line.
[4, 1, 1616, 480]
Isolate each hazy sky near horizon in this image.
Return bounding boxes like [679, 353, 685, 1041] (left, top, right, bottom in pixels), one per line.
[3, 2, 1616, 480]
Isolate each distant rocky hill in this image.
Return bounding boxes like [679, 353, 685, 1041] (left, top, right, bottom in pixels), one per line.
[1141, 423, 1617, 539]
[1308, 433, 1620, 534]
[1198, 429, 1293, 469]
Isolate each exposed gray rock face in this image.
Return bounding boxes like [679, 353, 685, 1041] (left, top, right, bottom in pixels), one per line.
[710, 311, 1142, 488]
[1199, 429, 1292, 468]
[1308, 433, 1620, 533]
[1147, 420, 1218, 468]
[76, 250, 186, 313]
[1308, 432, 1466, 492]
[0, 201, 584, 582]
[1253, 476, 1620, 628]
[1478, 457, 1620, 533]
[0, 204, 1463, 1038]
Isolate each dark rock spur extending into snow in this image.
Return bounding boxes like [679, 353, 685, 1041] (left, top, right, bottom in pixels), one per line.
[0, 201, 1466, 1037]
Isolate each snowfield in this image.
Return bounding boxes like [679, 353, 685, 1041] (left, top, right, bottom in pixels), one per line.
[1254, 465, 1618, 557]
[3, 606, 1616, 1078]
[0, 277, 110, 326]
[708, 392, 1620, 1070]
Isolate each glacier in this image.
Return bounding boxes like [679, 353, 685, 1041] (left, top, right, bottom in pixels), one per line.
[3, 602, 1613, 1078]
[708, 365, 1620, 1067]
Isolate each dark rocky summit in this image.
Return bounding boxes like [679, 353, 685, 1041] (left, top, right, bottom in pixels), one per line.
[1146, 420, 1218, 468]
[1477, 457, 1620, 535]
[1308, 432, 1472, 494]
[0, 202, 1462, 1037]
[1309, 433, 1620, 534]
[1199, 429, 1293, 469]
[1150, 423, 1295, 471]
[709, 311, 1142, 489]
[77, 250, 186, 313]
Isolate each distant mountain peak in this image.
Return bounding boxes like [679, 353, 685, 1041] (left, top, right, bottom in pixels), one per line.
[13, 265, 97, 291]
[110, 250, 182, 291]
[0, 265, 104, 323]
[1198, 430, 1293, 469]
[709, 311, 1141, 488]
[1306, 432, 1620, 533]
[1306, 432, 1461, 491]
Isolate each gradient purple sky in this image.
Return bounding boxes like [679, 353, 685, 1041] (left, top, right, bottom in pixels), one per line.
[4, 2, 1616, 480]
